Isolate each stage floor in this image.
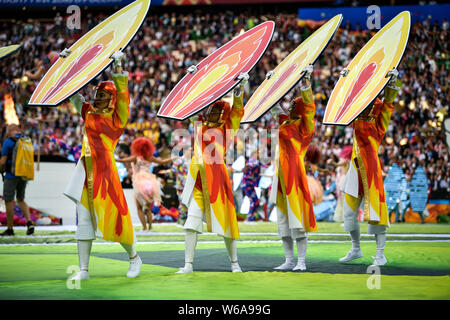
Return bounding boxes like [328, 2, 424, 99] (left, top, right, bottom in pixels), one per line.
[0, 239, 449, 300]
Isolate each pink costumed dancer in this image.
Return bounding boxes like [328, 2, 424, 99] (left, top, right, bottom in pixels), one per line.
[117, 137, 174, 231]
[328, 145, 352, 222]
[130, 137, 162, 207]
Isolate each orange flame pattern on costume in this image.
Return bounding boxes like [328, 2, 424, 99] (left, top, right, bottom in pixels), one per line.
[352, 98, 394, 226]
[275, 96, 317, 232]
[79, 73, 134, 244]
[189, 96, 244, 239]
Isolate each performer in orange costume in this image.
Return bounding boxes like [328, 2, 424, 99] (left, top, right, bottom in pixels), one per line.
[269, 65, 317, 271]
[64, 52, 141, 280]
[339, 69, 401, 266]
[176, 71, 249, 273]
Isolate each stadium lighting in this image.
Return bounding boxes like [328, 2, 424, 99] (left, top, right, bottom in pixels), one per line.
[400, 138, 408, 146]
[421, 100, 430, 110]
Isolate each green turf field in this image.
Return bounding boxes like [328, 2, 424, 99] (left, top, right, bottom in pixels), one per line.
[0, 222, 449, 300]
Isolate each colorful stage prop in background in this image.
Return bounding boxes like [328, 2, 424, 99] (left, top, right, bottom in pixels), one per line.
[407, 165, 429, 223]
[28, 0, 151, 106]
[385, 164, 407, 210]
[0, 196, 62, 226]
[323, 11, 410, 125]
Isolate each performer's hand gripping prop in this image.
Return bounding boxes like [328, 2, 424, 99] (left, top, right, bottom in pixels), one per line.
[187, 65, 198, 74]
[204, 72, 249, 125]
[92, 51, 125, 110]
[111, 51, 125, 73]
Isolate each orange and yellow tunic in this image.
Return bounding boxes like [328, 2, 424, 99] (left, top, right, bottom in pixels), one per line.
[269, 87, 317, 232]
[66, 72, 134, 245]
[181, 94, 244, 239]
[344, 97, 394, 227]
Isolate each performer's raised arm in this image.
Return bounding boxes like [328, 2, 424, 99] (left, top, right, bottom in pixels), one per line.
[69, 93, 85, 115]
[110, 51, 130, 128]
[375, 69, 400, 137]
[116, 155, 137, 163]
[287, 65, 316, 137]
[229, 72, 248, 131]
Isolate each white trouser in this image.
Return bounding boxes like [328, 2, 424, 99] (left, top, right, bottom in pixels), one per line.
[276, 207, 307, 239]
[183, 199, 205, 234]
[75, 201, 136, 246]
[343, 194, 386, 235]
[75, 202, 96, 240]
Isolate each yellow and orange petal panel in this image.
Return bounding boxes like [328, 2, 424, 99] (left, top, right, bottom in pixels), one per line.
[29, 0, 151, 106]
[323, 11, 410, 126]
[242, 14, 342, 123]
[158, 21, 274, 120]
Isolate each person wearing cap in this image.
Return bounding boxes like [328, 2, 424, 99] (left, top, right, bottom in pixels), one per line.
[269, 65, 318, 271]
[176, 70, 249, 274]
[64, 51, 142, 280]
[339, 69, 401, 266]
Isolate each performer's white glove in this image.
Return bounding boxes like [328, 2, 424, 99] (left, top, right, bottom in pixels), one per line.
[187, 65, 198, 74]
[59, 48, 71, 58]
[237, 72, 249, 86]
[265, 70, 274, 80]
[386, 68, 399, 88]
[385, 68, 401, 101]
[234, 72, 249, 96]
[302, 64, 313, 80]
[270, 103, 284, 118]
[111, 51, 125, 68]
[340, 68, 349, 77]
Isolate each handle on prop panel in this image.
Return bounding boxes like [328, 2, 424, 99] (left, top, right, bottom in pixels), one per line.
[340, 68, 349, 77]
[265, 70, 274, 80]
[59, 48, 71, 58]
[385, 68, 399, 79]
[301, 64, 314, 80]
[187, 65, 198, 74]
[236, 72, 249, 85]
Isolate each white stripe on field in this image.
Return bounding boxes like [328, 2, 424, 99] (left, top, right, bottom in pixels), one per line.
[0, 239, 449, 247]
[0, 223, 180, 232]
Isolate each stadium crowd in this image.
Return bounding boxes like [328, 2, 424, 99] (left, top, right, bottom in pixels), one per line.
[0, 8, 449, 217]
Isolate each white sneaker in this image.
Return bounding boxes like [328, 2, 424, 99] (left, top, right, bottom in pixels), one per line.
[339, 249, 363, 262]
[371, 255, 387, 266]
[231, 262, 242, 273]
[127, 256, 142, 278]
[274, 261, 295, 271]
[293, 260, 306, 271]
[69, 270, 89, 281]
[176, 264, 193, 274]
